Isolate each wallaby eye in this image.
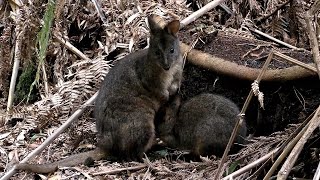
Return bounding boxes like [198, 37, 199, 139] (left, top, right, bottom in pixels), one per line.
[155, 51, 160, 56]
[170, 48, 174, 53]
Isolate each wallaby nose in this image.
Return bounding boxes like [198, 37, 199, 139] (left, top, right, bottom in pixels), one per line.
[163, 64, 170, 70]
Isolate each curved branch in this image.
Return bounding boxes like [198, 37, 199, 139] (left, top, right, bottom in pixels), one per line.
[181, 43, 317, 81]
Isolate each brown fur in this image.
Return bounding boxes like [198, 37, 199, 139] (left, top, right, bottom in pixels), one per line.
[15, 15, 183, 173]
[95, 15, 183, 161]
[156, 93, 247, 158]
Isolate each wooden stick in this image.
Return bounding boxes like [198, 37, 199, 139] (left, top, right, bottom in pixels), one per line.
[0, 92, 98, 180]
[7, 10, 25, 112]
[248, 27, 302, 50]
[90, 0, 107, 24]
[274, 51, 317, 72]
[219, 3, 233, 15]
[222, 148, 280, 180]
[314, 161, 320, 180]
[304, 1, 320, 79]
[181, 0, 226, 28]
[53, 33, 91, 61]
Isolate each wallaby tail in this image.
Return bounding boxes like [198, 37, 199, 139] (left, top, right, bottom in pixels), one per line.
[15, 148, 105, 173]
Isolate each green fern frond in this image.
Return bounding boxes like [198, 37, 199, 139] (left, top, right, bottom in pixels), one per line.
[28, 0, 55, 102]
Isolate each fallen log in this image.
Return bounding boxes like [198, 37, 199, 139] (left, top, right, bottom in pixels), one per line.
[181, 43, 317, 81]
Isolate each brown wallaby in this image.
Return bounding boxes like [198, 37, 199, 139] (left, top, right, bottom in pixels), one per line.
[156, 93, 247, 159]
[15, 15, 184, 173]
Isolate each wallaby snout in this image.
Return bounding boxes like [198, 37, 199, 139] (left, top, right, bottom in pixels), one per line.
[161, 58, 171, 70]
[163, 63, 170, 70]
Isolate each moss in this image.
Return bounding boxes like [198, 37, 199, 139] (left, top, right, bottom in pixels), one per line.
[15, 63, 39, 104]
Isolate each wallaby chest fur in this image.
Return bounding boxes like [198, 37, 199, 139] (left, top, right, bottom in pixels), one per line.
[156, 93, 247, 157]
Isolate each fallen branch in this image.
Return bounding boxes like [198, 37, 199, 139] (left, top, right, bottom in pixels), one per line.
[0, 92, 98, 180]
[180, 43, 317, 81]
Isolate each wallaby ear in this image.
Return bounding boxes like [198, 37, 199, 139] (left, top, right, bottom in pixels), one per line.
[148, 15, 161, 33]
[165, 20, 180, 36]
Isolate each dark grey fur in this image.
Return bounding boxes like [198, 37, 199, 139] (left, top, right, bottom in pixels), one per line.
[94, 15, 183, 161]
[157, 93, 247, 157]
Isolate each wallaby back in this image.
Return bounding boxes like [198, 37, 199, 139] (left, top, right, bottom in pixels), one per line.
[15, 15, 184, 173]
[157, 93, 247, 158]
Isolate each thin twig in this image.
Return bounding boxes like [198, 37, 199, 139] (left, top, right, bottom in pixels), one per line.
[219, 3, 233, 15]
[222, 148, 280, 180]
[255, 0, 292, 23]
[241, 44, 269, 60]
[181, 0, 226, 28]
[41, 63, 49, 97]
[90, 0, 107, 24]
[274, 51, 317, 72]
[91, 165, 147, 176]
[303, 2, 320, 79]
[53, 33, 91, 61]
[0, 92, 98, 180]
[277, 106, 320, 180]
[214, 52, 275, 180]
[247, 27, 302, 50]
[314, 161, 320, 180]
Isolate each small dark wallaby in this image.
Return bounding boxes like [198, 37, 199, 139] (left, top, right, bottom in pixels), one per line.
[15, 15, 184, 173]
[156, 93, 247, 159]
